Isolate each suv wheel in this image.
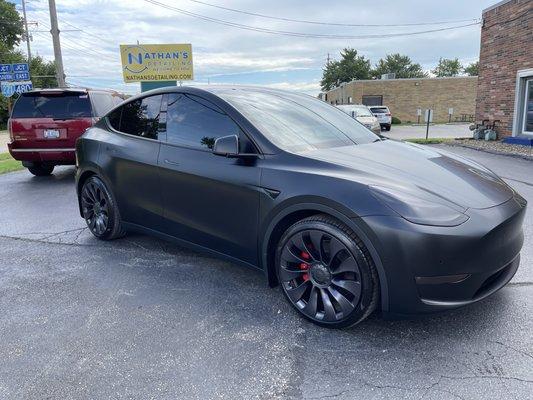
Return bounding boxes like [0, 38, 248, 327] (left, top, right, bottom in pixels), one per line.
[28, 163, 54, 176]
[276, 214, 379, 328]
[81, 176, 126, 240]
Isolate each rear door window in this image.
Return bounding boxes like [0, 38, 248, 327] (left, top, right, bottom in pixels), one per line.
[117, 95, 163, 140]
[12, 92, 92, 119]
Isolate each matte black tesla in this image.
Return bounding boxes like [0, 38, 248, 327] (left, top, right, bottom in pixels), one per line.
[75, 86, 526, 328]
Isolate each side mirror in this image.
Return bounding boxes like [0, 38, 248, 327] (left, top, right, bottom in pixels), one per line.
[213, 135, 239, 157]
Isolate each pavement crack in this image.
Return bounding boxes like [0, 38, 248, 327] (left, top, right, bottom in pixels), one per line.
[0, 234, 97, 247]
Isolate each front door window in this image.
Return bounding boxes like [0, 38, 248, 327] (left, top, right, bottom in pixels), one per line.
[523, 79, 533, 135]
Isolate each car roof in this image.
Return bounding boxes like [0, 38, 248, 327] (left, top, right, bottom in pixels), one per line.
[22, 87, 119, 95]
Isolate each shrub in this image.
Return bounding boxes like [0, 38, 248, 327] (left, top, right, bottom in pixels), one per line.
[391, 116, 402, 124]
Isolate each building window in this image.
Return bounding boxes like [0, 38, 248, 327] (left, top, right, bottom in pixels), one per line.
[523, 79, 533, 134]
[348, 96, 352, 104]
[512, 69, 533, 137]
[362, 95, 383, 106]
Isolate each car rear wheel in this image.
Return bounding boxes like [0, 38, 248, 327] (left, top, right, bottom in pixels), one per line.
[28, 164, 54, 176]
[385, 125, 391, 131]
[276, 214, 379, 328]
[81, 176, 125, 240]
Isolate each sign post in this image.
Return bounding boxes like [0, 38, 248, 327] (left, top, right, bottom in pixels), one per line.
[119, 44, 193, 92]
[425, 109, 433, 140]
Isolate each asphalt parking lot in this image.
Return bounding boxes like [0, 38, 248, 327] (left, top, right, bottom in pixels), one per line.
[384, 123, 471, 140]
[0, 146, 531, 399]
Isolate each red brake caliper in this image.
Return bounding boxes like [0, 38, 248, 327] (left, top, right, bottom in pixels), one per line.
[300, 252, 310, 281]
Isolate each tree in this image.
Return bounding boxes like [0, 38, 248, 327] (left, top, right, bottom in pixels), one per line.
[320, 48, 371, 91]
[0, 0, 24, 52]
[371, 53, 427, 79]
[0, 1, 56, 128]
[463, 61, 479, 76]
[432, 58, 462, 77]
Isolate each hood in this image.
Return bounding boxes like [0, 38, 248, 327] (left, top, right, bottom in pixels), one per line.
[356, 116, 377, 124]
[302, 140, 513, 210]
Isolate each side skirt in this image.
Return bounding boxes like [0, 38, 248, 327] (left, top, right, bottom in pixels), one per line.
[122, 222, 263, 275]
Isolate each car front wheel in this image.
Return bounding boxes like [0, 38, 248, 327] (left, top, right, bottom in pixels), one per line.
[81, 176, 125, 240]
[276, 214, 379, 328]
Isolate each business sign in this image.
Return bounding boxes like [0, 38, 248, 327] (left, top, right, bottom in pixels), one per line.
[1, 81, 33, 97]
[119, 44, 193, 83]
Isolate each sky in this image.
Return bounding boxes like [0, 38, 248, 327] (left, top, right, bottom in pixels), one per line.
[10, 0, 498, 95]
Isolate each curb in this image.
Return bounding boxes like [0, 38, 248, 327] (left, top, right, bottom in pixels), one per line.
[440, 142, 533, 162]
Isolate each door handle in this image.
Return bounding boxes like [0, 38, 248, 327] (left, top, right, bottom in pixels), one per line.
[164, 159, 180, 166]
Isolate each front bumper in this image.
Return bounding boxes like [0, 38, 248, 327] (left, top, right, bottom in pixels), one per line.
[359, 195, 526, 316]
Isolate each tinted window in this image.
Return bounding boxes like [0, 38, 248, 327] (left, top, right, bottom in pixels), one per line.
[12, 92, 92, 119]
[119, 95, 162, 140]
[90, 92, 115, 117]
[107, 107, 122, 131]
[219, 90, 378, 152]
[165, 93, 241, 150]
[370, 107, 387, 114]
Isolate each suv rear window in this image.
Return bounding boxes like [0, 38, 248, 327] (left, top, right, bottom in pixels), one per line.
[12, 92, 93, 119]
[370, 107, 388, 114]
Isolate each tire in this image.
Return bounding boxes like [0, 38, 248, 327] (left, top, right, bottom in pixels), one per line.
[28, 164, 54, 176]
[385, 125, 391, 131]
[276, 214, 379, 328]
[80, 176, 126, 240]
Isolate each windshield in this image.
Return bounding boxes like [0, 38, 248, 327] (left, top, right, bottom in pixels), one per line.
[353, 106, 373, 117]
[12, 92, 92, 119]
[218, 89, 378, 152]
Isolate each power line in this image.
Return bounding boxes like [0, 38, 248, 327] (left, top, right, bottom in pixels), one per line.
[185, 0, 479, 27]
[142, 0, 480, 40]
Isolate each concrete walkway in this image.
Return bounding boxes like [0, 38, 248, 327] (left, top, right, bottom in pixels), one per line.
[383, 123, 471, 140]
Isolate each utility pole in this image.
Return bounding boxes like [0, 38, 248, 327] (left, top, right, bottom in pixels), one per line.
[48, 0, 66, 87]
[21, 0, 32, 65]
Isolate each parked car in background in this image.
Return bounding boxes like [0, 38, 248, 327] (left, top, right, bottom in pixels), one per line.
[369, 106, 392, 131]
[8, 88, 123, 176]
[335, 104, 381, 134]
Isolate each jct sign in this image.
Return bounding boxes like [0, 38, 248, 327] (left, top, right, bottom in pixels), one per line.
[119, 44, 193, 83]
[0, 63, 32, 97]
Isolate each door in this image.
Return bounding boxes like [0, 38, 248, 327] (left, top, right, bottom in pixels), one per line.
[99, 94, 164, 229]
[523, 79, 533, 135]
[158, 92, 261, 264]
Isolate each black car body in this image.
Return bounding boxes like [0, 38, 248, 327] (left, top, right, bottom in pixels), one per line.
[75, 86, 526, 327]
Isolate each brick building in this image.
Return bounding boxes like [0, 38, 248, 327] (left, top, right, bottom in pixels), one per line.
[322, 76, 477, 124]
[476, 0, 532, 140]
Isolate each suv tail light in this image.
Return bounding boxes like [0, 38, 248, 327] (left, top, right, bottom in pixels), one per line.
[386, 113, 391, 116]
[8, 119, 13, 141]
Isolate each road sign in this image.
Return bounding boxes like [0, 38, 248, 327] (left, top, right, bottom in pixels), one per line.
[12, 63, 29, 72]
[119, 43, 193, 83]
[0, 64, 12, 73]
[1, 81, 33, 97]
[14, 72, 30, 80]
[0, 73, 14, 81]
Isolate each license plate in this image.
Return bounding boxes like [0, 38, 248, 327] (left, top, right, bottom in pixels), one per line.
[44, 129, 60, 139]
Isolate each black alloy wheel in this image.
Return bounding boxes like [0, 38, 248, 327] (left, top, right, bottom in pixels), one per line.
[81, 176, 125, 240]
[277, 215, 378, 328]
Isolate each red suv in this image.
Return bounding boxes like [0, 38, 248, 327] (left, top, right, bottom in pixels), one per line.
[8, 88, 123, 176]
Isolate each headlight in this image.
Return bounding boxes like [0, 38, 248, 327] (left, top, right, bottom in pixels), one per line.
[369, 185, 469, 227]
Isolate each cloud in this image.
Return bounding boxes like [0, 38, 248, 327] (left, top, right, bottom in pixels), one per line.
[15, 0, 495, 96]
